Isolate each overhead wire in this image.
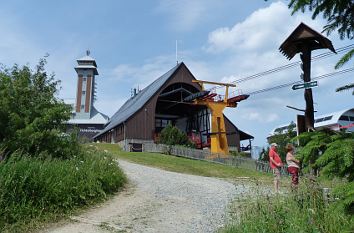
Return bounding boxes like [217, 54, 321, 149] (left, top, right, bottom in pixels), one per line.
[209, 43, 354, 91]
[245, 67, 354, 96]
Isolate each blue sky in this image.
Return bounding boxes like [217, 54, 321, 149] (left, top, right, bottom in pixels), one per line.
[0, 0, 353, 147]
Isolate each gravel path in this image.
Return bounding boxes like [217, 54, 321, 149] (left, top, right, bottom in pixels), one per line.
[42, 160, 253, 233]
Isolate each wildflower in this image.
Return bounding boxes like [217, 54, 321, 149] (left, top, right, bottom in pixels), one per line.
[308, 208, 315, 214]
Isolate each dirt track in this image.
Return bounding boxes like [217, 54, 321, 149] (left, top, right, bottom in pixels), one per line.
[42, 160, 252, 233]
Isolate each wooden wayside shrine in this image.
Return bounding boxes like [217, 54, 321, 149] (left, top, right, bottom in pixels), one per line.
[279, 22, 336, 132]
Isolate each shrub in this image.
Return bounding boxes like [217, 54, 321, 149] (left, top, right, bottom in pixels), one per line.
[159, 124, 193, 147]
[0, 148, 126, 231]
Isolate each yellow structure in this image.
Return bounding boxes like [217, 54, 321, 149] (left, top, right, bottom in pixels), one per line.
[192, 80, 237, 158]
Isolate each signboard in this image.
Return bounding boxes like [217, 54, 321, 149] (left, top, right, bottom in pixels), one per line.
[292, 81, 318, 90]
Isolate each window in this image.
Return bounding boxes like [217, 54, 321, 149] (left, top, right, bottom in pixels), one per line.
[316, 118, 325, 123]
[339, 115, 350, 121]
[155, 119, 162, 127]
[81, 105, 85, 109]
[82, 91, 86, 95]
[323, 116, 333, 121]
[350, 116, 354, 121]
[155, 118, 171, 128]
[83, 77, 87, 81]
[161, 119, 169, 127]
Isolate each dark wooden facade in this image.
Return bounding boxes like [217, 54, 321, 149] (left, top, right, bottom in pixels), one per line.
[95, 63, 246, 148]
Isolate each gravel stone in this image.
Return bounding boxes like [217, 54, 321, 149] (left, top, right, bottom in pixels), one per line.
[42, 160, 254, 233]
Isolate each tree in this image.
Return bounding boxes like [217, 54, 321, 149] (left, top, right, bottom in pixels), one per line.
[268, 121, 297, 160]
[288, 0, 354, 94]
[0, 59, 79, 159]
[294, 129, 354, 213]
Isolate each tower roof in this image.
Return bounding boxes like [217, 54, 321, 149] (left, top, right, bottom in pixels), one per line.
[77, 55, 96, 62]
[75, 50, 98, 75]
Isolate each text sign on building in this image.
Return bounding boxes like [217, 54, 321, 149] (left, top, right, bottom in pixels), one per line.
[292, 81, 318, 90]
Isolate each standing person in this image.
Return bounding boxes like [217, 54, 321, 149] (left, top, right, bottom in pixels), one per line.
[286, 143, 300, 189]
[269, 143, 283, 193]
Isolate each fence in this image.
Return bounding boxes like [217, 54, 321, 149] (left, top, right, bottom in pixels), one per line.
[143, 143, 288, 174]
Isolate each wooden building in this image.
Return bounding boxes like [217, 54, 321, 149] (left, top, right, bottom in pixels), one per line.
[94, 62, 253, 151]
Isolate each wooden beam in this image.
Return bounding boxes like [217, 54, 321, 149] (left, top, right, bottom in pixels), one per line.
[192, 80, 236, 87]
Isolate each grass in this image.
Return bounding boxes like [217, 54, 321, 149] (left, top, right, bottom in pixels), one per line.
[222, 179, 354, 233]
[91, 143, 271, 182]
[0, 147, 126, 233]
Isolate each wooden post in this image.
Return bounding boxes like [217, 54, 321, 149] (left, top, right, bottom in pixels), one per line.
[301, 46, 315, 130]
[279, 23, 336, 134]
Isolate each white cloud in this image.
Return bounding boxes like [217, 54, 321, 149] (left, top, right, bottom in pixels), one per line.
[244, 111, 279, 124]
[155, 0, 217, 31]
[110, 55, 176, 89]
[205, 1, 324, 53]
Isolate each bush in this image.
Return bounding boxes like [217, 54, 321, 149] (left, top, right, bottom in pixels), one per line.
[223, 179, 353, 233]
[0, 147, 126, 231]
[159, 124, 193, 147]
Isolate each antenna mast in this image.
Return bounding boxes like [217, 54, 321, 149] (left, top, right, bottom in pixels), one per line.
[175, 40, 178, 64]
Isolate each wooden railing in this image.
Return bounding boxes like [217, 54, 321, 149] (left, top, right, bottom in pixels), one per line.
[143, 143, 289, 174]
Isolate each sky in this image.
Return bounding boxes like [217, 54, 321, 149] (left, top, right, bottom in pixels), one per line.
[0, 0, 353, 148]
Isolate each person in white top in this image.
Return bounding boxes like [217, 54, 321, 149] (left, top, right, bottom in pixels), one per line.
[286, 143, 300, 189]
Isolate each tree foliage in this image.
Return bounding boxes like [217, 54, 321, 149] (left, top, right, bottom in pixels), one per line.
[294, 129, 354, 214]
[336, 83, 354, 95]
[0, 60, 79, 159]
[294, 129, 354, 180]
[267, 121, 297, 160]
[159, 124, 193, 147]
[288, 0, 354, 94]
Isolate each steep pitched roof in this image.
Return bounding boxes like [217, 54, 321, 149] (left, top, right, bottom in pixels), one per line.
[94, 62, 183, 138]
[224, 115, 254, 140]
[279, 22, 336, 60]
